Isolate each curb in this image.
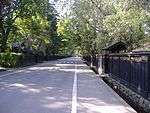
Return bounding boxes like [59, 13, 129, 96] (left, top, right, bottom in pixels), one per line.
[0, 68, 6, 72]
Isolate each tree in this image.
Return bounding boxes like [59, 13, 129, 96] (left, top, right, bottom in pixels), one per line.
[57, 0, 150, 56]
[0, 0, 47, 52]
[46, 3, 61, 55]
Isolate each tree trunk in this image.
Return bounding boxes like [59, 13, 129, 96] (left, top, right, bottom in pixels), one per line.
[0, 2, 3, 32]
[1, 35, 8, 52]
[1, 28, 10, 52]
[0, 3, 5, 52]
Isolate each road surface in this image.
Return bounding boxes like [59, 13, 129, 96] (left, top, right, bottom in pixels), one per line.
[0, 57, 136, 113]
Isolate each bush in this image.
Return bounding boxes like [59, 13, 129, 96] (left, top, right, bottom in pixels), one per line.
[0, 52, 23, 68]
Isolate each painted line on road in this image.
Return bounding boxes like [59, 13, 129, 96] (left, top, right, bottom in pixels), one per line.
[71, 64, 77, 113]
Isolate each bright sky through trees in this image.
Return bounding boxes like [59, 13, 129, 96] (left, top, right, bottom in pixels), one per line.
[49, 0, 72, 17]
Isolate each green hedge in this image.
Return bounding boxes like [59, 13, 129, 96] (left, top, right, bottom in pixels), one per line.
[0, 52, 23, 68]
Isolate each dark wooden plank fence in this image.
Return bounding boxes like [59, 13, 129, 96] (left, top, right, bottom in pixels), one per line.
[83, 52, 150, 100]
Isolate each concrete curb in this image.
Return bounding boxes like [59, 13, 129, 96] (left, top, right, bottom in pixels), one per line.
[0, 67, 6, 72]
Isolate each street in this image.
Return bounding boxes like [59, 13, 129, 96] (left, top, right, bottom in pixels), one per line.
[0, 57, 136, 113]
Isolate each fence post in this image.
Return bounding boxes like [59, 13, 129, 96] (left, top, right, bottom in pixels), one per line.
[110, 56, 113, 76]
[98, 55, 103, 75]
[104, 54, 109, 74]
[118, 56, 121, 79]
[102, 55, 105, 73]
[128, 54, 132, 88]
[147, 56, 150, 99]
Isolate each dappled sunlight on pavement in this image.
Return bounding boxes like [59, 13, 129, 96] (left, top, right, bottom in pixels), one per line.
[77, 65, 136, 113]
[0, 58, 77, 113]
[28, 66, 60, 71]
[0, 57, 136, 113]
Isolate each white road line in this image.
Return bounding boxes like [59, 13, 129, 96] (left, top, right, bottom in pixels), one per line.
[71, 64, 77, 113]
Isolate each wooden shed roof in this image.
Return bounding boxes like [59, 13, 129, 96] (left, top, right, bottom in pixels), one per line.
[103, 41, 127, 52]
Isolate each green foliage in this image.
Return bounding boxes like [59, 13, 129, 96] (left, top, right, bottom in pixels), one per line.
[0, 52, 23, 68]
[103, 7, 148, 50]
[0, 0, 49, 52]
[0, 0, 63, 57]
[0, 0, 149, 60]
[58, 0, 150, 55]
[57, 19, 76, 55]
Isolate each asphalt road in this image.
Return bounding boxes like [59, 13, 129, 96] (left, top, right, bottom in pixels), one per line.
[0, 57, 136, 113]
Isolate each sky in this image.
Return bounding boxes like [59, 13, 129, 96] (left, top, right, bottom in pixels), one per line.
[49, 0, 72, 17]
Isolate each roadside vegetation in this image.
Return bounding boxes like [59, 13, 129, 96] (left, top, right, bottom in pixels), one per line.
[0, 0, 150, 67]
[0, 0, 63, 67]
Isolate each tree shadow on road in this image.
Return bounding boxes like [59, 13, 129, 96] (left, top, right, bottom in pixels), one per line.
[0, 58, 136, 113]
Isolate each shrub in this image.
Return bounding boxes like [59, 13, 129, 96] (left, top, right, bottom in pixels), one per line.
[0, 52, 23, 68]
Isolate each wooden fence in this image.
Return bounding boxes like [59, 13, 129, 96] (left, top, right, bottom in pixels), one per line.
[83, 52, 150, 100]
